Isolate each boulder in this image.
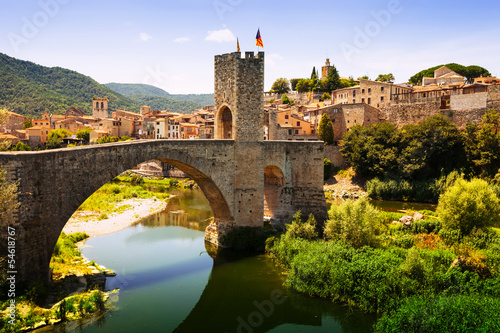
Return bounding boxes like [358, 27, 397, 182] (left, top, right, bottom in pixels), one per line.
[399, 215, 413, 227]
[412, 212, 424, 221]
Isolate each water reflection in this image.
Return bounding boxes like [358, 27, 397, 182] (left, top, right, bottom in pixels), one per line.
[38, 189, 376, 333]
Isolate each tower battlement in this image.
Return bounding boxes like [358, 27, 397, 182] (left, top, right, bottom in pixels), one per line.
[214, 51, 264, 142]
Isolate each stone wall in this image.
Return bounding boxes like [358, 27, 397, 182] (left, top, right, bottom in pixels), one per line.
[324, 145, 346, 167]
[451, 93, 488, 110]
[214, 52, 264, 142]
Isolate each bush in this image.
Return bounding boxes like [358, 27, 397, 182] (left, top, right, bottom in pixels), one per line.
[374, 295, 500, 333]
[324, 198, 382, 248]
[437, 178, 500, 236]
[285, 211, 318, 241]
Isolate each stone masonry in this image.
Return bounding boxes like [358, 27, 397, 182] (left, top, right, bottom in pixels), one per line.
[0, 52, 327, 284]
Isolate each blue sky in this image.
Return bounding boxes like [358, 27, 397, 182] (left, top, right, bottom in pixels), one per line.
[1, 0, 499, 94]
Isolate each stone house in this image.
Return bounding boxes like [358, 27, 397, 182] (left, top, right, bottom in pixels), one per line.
[2, 111, 26, 133]
[422, 66, 465, 86]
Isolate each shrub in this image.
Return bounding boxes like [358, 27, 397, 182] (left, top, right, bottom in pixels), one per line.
[437, 178, 500, 236]
[324, 198, 382, 248]
[374, 295, 500, 333]
[285, 211, 318, 241]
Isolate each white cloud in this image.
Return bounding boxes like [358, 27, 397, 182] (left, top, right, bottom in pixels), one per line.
[174, 37, 190, 43]
[266, 54, 284, 67]
[205, 28, 236, 43]
[140, 33, 153, 42]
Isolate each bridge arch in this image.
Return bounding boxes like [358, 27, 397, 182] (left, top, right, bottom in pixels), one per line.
[263, 164, 292, 226]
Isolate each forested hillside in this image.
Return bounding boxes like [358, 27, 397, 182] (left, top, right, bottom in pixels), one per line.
[105, 83, 214, 106]
[130, 95, 202, 114]
[0, 53, 140, 118]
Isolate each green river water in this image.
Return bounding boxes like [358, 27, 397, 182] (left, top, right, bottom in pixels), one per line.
[36, 189, 436, 333]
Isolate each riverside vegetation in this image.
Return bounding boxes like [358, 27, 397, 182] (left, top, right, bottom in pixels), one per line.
[1, 174, 192, 332]
[267, 178, 500, 332]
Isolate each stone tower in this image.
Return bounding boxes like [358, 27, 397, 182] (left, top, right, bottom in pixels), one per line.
[92, 97, 108, 118]
[214, 52, 264, 142]
[321, 58, 332, 80]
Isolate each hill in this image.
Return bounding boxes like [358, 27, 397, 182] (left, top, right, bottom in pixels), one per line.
[105, 83, 214, 106]
[130, 95, 202, 114]
[0, 53, 140, 118]
[409, 63, 491, 85]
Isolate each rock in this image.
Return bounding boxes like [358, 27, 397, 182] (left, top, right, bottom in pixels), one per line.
[399, 215, 413, 227]
[412, 212, 424, 221]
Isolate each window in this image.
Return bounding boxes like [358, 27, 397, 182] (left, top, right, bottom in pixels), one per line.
[381, 87, 384, 91]
[157, 129, 160, 133]
[288, 129, 292, 135]
[297, 121, 300, 126]
[347, 120, 350, 123]
[361, 89, 365, 94]
[332, 119, 335, 123]
[295, 129, 299, 135]
[368, 88, 371, 93]
[423, 93, 426, 98]
[353, 91, 356, 96]
[362, 98, 365, 103]
[368, 98, 371, 104]
[381, 96, 384, 101]
[334, 109, 338, 113]
[285, 115, 289, 119]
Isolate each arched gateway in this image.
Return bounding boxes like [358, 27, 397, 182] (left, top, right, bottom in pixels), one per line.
[0, 52, 327, 283]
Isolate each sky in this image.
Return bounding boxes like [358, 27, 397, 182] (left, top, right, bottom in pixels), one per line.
[0, 0, 499, 94]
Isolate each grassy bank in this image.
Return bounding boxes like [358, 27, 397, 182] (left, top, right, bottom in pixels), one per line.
[1, 232, 114, 332]
[267, 187, 500, 332]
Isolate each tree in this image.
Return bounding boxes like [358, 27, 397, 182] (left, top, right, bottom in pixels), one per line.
[281, 94, 293, 105]
[270, 78, 290, 94]
[296, 79, 313, 93]
[321, 92, 331, 101]
[318, 113, 334, 145]
[437, 178, 500, 235]
[47, 129, 72, 150]
[9, 142, 31, 151]
[290, 78, 302, 91]
[23, 119, 33, 129]
[285, 211, 318, 240]
[324, 197, 382, 248]
[358, 75, 370, 80]
[339, 77, 357, 89]
[324, 64, 341, 92]
[76, 127, 92, 143]
[376, 73, 395, 83]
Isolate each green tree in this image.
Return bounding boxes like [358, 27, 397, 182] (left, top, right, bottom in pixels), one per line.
[376, 73, 395, 83]
[296, 79, 313, 93]
[271, 78, 290, 94]
[290, 78, 303, 91]
[397, 115, 467, 180]
[285, 211, 318, 240]
[358, 75, 370, 80]
[339, 77, 357, 88]
[281, 94, 294, 105]
[437, 178, 500, 235]
[324, 197, 382, 248]
[318, 113, 334, 145]
[9, 142, 31, 151]
[23, 119, 33, 129]
[321, 92, 331, 101]
[324, 64, 341, 92]
[47, 129, 72, 150]
[76, 127, 92, 143]
[340, 122, 399, 179]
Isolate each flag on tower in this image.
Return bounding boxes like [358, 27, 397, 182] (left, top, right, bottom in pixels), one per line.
[255, 29, 263, 48]
[237, 38, 240, 52]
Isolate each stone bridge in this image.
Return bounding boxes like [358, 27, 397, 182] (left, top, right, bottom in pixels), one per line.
[0, 51, 327, 283]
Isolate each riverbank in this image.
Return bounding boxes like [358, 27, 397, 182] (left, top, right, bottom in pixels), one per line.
[63, 198, 167, 238]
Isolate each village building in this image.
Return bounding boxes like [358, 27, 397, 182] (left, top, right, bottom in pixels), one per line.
[2, 111, 26, 133]
[422, 66, 465, 86]
[92, 97, 109, 118]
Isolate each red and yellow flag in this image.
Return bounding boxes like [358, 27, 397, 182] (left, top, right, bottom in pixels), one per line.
[237, 38, 240, 52]
[255, 29, 263, 48]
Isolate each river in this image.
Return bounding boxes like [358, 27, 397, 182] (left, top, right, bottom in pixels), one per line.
[38, 188, 380, 333]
